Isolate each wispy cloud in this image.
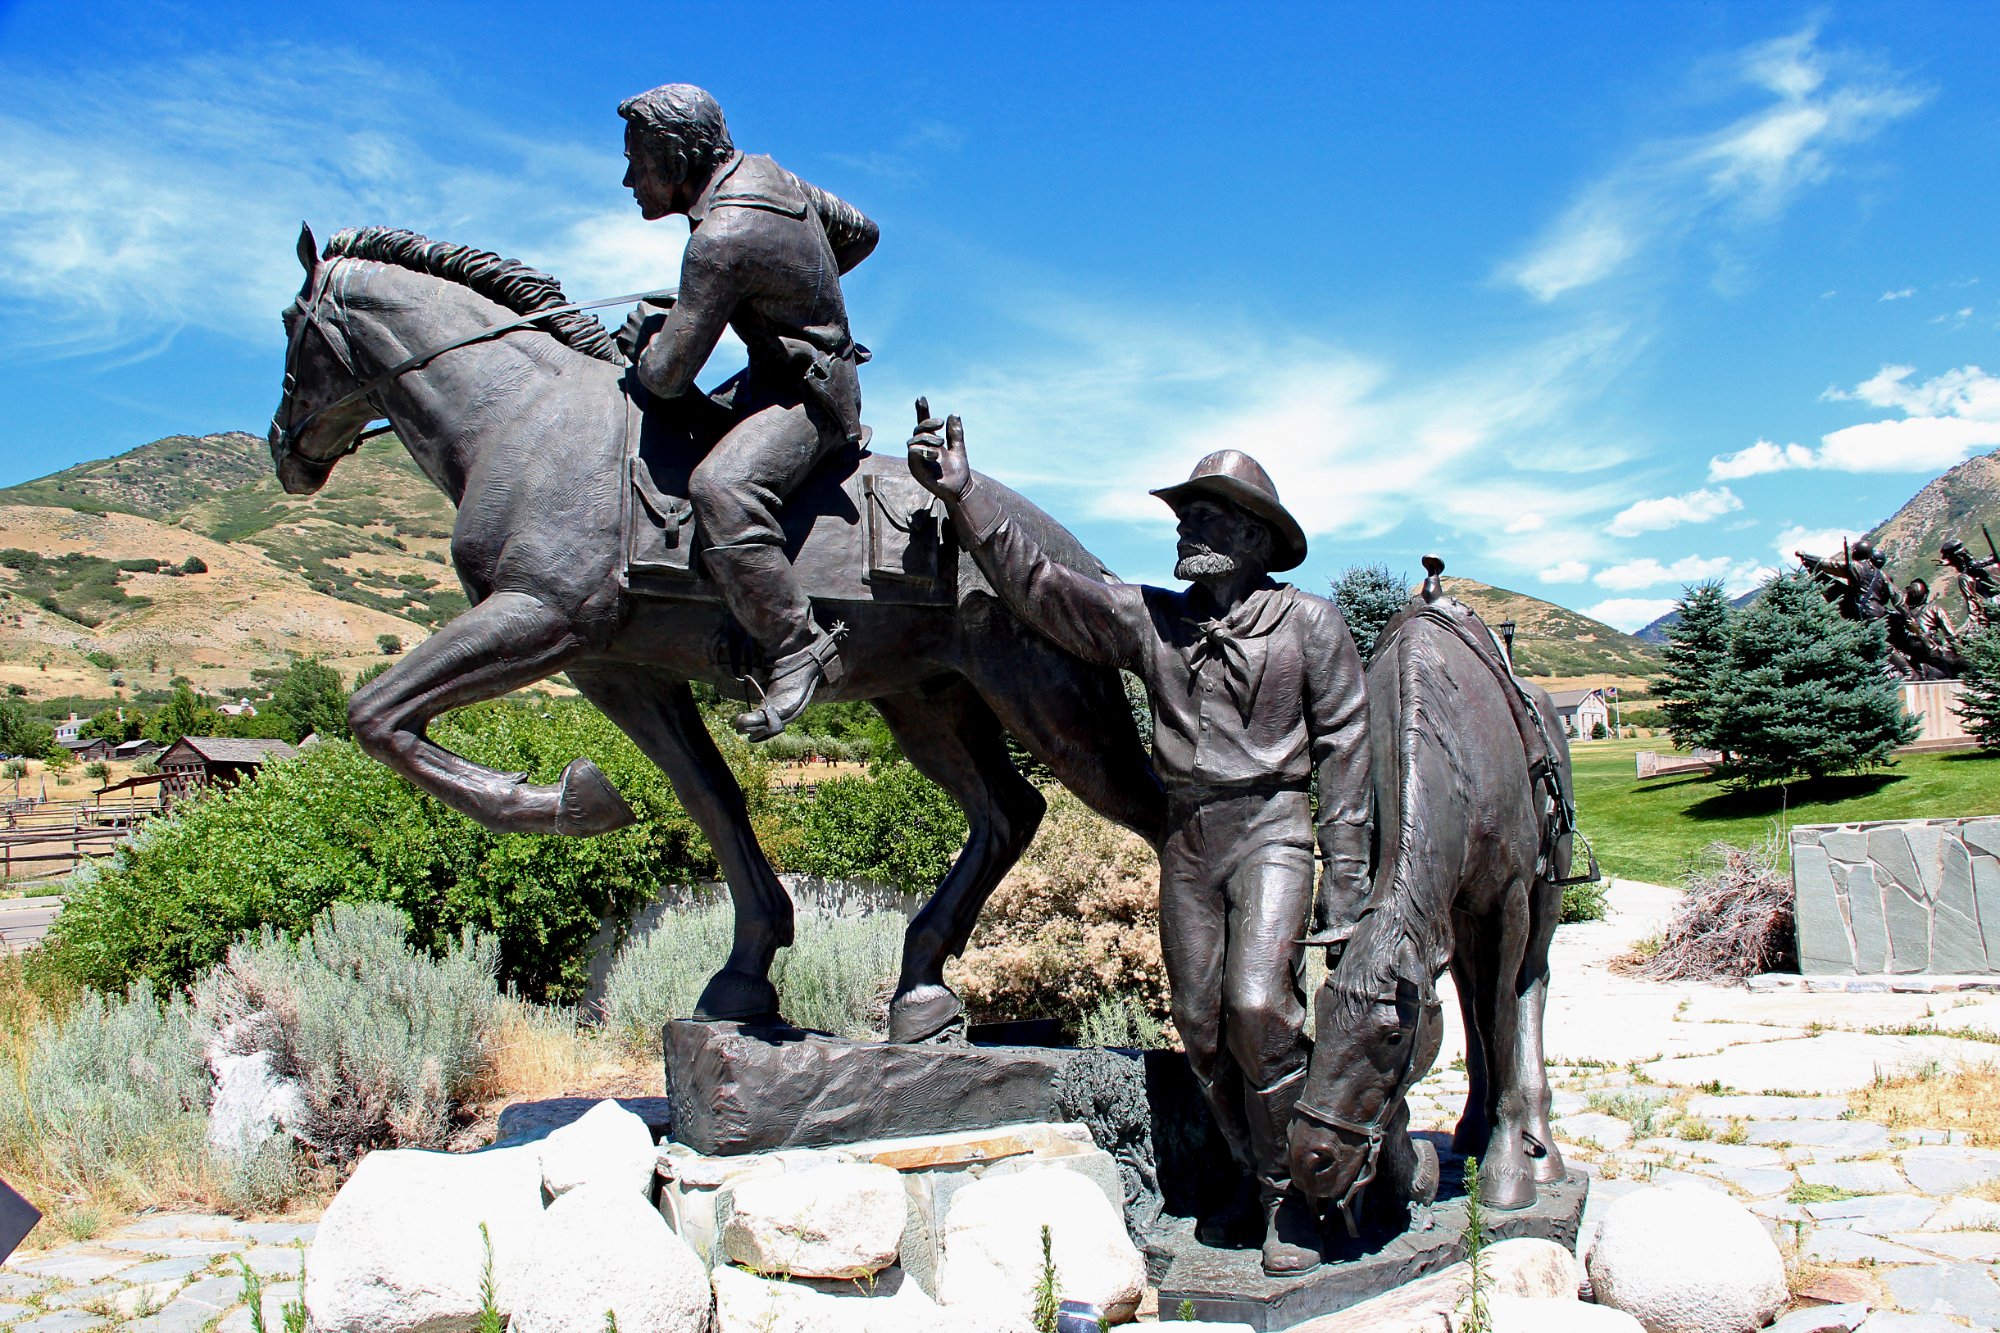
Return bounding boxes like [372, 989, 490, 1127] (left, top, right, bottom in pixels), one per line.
[1775, 523, 1867, 565]
[1499, 26, 1923, 302]
[1539, 559, 1591, 582]
[1881, 288, 1915, 301]
[0, 45, 676, 352]
[1710, 365, 2000, 477]
[1593, 554, 1770, 595]
[1605, 486, 1742, 536]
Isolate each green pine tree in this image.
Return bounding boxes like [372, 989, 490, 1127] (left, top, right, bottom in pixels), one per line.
[1330, 564, 1412, 660]
[1651, 581, 1736, 753]
[1956, 629, 2000, 749]
[1708, 572, 1918, 788]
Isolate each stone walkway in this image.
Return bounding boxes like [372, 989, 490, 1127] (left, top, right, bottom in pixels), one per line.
[10, 880, 2000, 1329]
[1405, 879, 2000, 1333]
[0, 1215, 314, 1333]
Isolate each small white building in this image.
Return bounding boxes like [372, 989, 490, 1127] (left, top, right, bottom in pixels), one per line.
[1549, 688, 1611, 740]
[216, 698, 259, 718]
[52, 712, 83, 743]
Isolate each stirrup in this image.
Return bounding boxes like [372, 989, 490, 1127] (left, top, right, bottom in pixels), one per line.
[733, 622, 846, 741]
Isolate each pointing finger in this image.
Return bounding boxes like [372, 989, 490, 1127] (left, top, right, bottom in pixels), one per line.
[915, 396, 930, 423]
[947, 415, 964, 448]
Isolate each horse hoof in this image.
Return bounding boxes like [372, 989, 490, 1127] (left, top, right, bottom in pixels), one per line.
[556, 758, 637, 835]
[1525, 1130, 1567, 1184]
[1409, 1139, 1440, 1206]
[694, 968, 783, 1026]
[888, 985, 965, 1044]
[1479, 1167, 1537, 1212]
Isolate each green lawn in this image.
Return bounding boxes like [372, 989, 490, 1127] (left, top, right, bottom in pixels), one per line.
[1572, 737, 2000, 887]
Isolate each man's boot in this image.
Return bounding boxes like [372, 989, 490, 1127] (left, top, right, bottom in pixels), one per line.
[703, 543, 842, 740]
[1248, 1073, 1323, 1275]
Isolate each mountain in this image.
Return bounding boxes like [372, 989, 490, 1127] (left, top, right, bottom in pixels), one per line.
[1867, 450, 2000, 590]
[0, 432, 458, 706]
[1438, 577, 1658, 679]
[1634, 446, 2000, 643]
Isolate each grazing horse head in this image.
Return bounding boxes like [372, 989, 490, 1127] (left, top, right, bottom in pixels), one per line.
[1289, 920, 1443, 1233]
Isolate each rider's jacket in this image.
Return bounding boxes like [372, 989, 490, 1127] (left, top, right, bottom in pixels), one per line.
[636, 152, 876, 442]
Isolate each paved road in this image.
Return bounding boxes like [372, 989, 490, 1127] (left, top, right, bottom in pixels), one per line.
[0, 898, 60, 955]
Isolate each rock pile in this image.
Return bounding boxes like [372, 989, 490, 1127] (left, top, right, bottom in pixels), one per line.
[303, 1103, 1153, 1333]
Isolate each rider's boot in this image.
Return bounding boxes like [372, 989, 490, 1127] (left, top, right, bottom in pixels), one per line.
[703, 543, 843, 741]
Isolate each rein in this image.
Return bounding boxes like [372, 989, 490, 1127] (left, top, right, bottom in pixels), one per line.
[274, 261, 670, 462]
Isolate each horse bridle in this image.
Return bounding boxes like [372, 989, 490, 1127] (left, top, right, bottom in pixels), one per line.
[1292, 982, 1439, 1238]
[271, 256, 668, 465]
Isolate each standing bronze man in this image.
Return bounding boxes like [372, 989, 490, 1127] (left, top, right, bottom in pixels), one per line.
[1942, 539, 2000, 634]
[619, 83, 879, 738]
[909, 407, 1371, 1275]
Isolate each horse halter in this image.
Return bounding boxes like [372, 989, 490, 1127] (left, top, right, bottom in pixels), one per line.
[271, 255, 668, 464]
[1293, 981, 1441, 1238]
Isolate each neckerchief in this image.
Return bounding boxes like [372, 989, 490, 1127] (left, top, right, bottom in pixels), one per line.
[1184, 585, 1297, 721]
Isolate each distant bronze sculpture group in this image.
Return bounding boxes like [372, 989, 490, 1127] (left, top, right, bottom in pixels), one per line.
[267, 83, 1589, 1276]
[1797, 534, 2000, 680]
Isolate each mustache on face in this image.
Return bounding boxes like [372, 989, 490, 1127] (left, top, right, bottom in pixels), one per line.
[1177, 543, 1238, 580]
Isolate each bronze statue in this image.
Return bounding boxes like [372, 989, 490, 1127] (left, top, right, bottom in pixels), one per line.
[1942, 538, 2000, 635]
[1288, 561, 1575, 1228]
[908, 408, 1372, 1276]
[268, 224, 1164, 1043]
[620, 84, 880, 739]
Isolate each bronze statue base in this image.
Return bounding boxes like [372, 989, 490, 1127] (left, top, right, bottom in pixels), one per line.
[1156, 1155, 1589, 1330]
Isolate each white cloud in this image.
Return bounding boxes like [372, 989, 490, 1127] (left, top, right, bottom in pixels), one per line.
[1881, 288, 1915, 301]
[1539, 560, 1591, 582]
[1500, 26, 1922, 302]
[0, 47, 675, 352]
[1708, 438, 1817, 480]
[1605, 486, 1743, 536]
[1593, 555, 1741, 590]
[1774, 524, 1866, 566]
[1717, 366, 2000, 477]
[1584, 597, 1682, 633]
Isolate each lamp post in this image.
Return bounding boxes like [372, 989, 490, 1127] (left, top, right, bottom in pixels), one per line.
[1499, 620, 1517, 667]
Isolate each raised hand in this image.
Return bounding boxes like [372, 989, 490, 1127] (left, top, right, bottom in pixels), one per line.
[907, 397, 972, 501]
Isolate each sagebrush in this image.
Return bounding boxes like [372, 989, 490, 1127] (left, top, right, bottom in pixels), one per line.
[603, 900, 903, 1050]
[194, 902, 505, 1165]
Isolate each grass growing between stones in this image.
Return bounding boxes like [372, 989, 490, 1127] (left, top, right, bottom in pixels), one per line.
[1570, 738, 2000, 886]
[1851, 1063, 2000, 1147]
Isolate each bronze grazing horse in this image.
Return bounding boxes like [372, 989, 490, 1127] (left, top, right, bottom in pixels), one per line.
[1288, 559, 1580, 1227]
[268, 225, 1164, 1041]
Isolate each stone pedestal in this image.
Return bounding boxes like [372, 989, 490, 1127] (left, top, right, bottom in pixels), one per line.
[1157, 1159, 1589, 1331]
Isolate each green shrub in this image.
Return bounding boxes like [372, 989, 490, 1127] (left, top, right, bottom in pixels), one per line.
[194, 902, 502, 1165]
[778, 762, 965, 891]
[603, 900, 903, 1051]
[43, 699, 739, 1001]
[1075, 992, 1165, 1049]
[0, 978, 207, 1200]
[1560, 877, 1606, 924]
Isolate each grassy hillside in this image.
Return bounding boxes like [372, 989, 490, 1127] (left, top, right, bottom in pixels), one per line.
[0, 431, 460, 703]
[1440, 576, 1659, 679]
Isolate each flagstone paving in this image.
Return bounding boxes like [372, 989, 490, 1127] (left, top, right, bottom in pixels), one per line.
[10, 881, 2000, 1328]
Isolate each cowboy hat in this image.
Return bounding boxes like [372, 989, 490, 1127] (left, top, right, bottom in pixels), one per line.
[1151, 449, 1309, 573]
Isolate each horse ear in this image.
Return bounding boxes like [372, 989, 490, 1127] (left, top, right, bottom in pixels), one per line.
[296, 223, 318, 274]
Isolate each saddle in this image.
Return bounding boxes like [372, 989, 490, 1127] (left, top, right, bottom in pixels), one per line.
[618, 393, 956, 607]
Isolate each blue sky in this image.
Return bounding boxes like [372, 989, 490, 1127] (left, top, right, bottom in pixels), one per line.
[2, 2, 1995, 631]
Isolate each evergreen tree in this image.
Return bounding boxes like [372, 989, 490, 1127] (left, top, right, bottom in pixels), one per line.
[1330, 564, 1412, 659]
[1651, 581, 1736, 753]
[1956, 629, 2000, 750]
[1708, 572, 1918, 788]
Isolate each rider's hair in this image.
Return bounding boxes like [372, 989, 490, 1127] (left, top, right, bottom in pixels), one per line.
[618, 84, 734, 184]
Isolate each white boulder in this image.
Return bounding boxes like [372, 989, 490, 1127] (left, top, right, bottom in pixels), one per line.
[537, 1098, 657, 1198]
[1586, 1181, 1786, 1333]
[304, 1145, 544, 1333]
[1457, 1295, 1645, 1332]
[713, 1262, 938, 1333]
[935, 1165, 1145, 1326]
[511, 1182, 711, 1333]
[206, 1049, 304, 1164]
[724, 1162, 906, 1278]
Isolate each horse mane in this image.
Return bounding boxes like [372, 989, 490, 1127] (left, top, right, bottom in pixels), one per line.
[1321, 609, 1468, 1029]
[322, 227, 623, 364]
